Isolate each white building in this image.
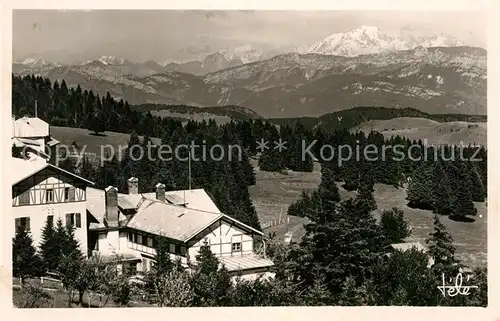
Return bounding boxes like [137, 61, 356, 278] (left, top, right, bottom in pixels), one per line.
[86, 177, 275, 280]
[12, 116, 60, 161]
[12, 155, 94, 256]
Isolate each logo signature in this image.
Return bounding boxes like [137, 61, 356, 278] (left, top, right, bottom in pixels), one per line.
[437, 273, 478, 297]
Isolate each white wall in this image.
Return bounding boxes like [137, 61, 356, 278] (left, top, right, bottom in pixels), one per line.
[12, 169, 89, 256]
[13, 201, 88, 255]
[187, 219, 254, 259]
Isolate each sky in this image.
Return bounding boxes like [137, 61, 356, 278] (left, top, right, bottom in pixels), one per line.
[12, 10, 488, 64]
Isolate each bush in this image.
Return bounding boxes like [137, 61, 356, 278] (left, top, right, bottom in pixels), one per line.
[13, 284, 52, 308]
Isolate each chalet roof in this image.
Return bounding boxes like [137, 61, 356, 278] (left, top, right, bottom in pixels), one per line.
[12, 117, 49, 138]
[141, 189, 221, 213]
[390, 242, 427, 252]
[219, 254, 274, 272]
[86, 187, 262, 241]
[127, 198, 222, 242]
[11, 156, 95, 186]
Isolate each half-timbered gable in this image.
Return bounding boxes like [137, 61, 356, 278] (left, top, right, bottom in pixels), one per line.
[12, 166, 87, 207]
[11, 156, 94, 257]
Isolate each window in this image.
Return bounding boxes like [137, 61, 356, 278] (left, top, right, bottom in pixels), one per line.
[47, 215, 54, 226]
[128, 232, 133, 242]
[181, 246, 186, 255]
[142, 234, 148, 246]
[64, 187, 75, 202]
[169, 243, 175, 253]
[15, 217, 30, 233]
[65, 213, 81, 228]
[147, 237, 153, 247]
[46, 189, 54, 203]
[126, 263, 137, 275]
[231, 242, 242, 252]
[18, 191, 30, 205]
[175, 244, 181, 255]
[133, 233, 138, 243]
[137, 234, 142, 245]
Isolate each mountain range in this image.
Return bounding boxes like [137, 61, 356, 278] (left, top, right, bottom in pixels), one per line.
[12, 26, 486, 118]
[301, 25, 464, 56]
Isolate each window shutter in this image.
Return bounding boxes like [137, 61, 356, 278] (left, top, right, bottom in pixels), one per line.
[69, 188, 76, 201]
[76, 213, 81, 228]
[26, 217, 30, 232]
[66, 213, 71, 228]
[15, 218, 21, 233]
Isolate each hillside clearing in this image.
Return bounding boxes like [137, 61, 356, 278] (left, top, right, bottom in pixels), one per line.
[250, 161, 486, 268]
[354, 117, 487, 146]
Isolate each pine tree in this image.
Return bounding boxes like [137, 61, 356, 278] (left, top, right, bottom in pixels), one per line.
[407, 161, 434, 210]
[467, 162, 485, 202]
[12, 229, 43, 284]
[194, 240, 219, 275]
[191, 241, 233, 306]
[356, 164, 377, 212]
[431, 161, 456, 215]
[258, 147, 284, 172]
[316, 166, 341, 216]
[39, 217, 58, 271]
[293, 198, 383, 298]
[342, 160, 360, 191]
[451, 162, 477, 218]
[379, 207, 411, 246]
[426, 215, 460, 276]
[152, 236, 173, 276]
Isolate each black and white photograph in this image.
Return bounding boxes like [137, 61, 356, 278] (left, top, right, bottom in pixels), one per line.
[4, 2, 494, 312]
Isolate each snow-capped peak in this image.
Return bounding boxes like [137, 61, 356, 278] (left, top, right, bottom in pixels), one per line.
[303, 25, 466, 57]
[21, 57, 52, 67]
[97, 56, 126, 65]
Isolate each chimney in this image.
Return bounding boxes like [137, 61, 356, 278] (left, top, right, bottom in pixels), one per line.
[128, 177, 138, 194]
[105, 186, 119, 227]
[155, 183, 166, 201]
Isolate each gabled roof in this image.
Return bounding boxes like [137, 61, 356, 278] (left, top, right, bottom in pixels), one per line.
[12, 117, 49, 138]
[127, 198, 223, 242]
[141, 189, 221, 213]
[11, 156, 95, 186]
[86, 187, 263, 241]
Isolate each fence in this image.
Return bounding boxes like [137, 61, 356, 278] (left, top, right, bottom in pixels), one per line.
[262, 215, 290, 230]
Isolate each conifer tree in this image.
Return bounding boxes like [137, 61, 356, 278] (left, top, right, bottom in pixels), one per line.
[191, 241, 232, 306]
[451, 162, 477, 218]
[12, 229, 43, 284]
[293, 198, 383, 299]
[426, 215, 460, 276]
[467, 162, 485, 202]
[356, 164, 377, 212]
[258, 146, 284, 172]
[379, 207, 411, 246]
[431, 161, 456, 215]
[39, 217, 58, 271]
[407, 161, 434, 210]
[152, 236, 173, 276]
[317, 166, 341, 215]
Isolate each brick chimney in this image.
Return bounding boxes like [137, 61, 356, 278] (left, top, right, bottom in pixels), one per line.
[128, 177, 138, 194]
[104, 186, 119, 227]
[155, 183, 166, 201]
